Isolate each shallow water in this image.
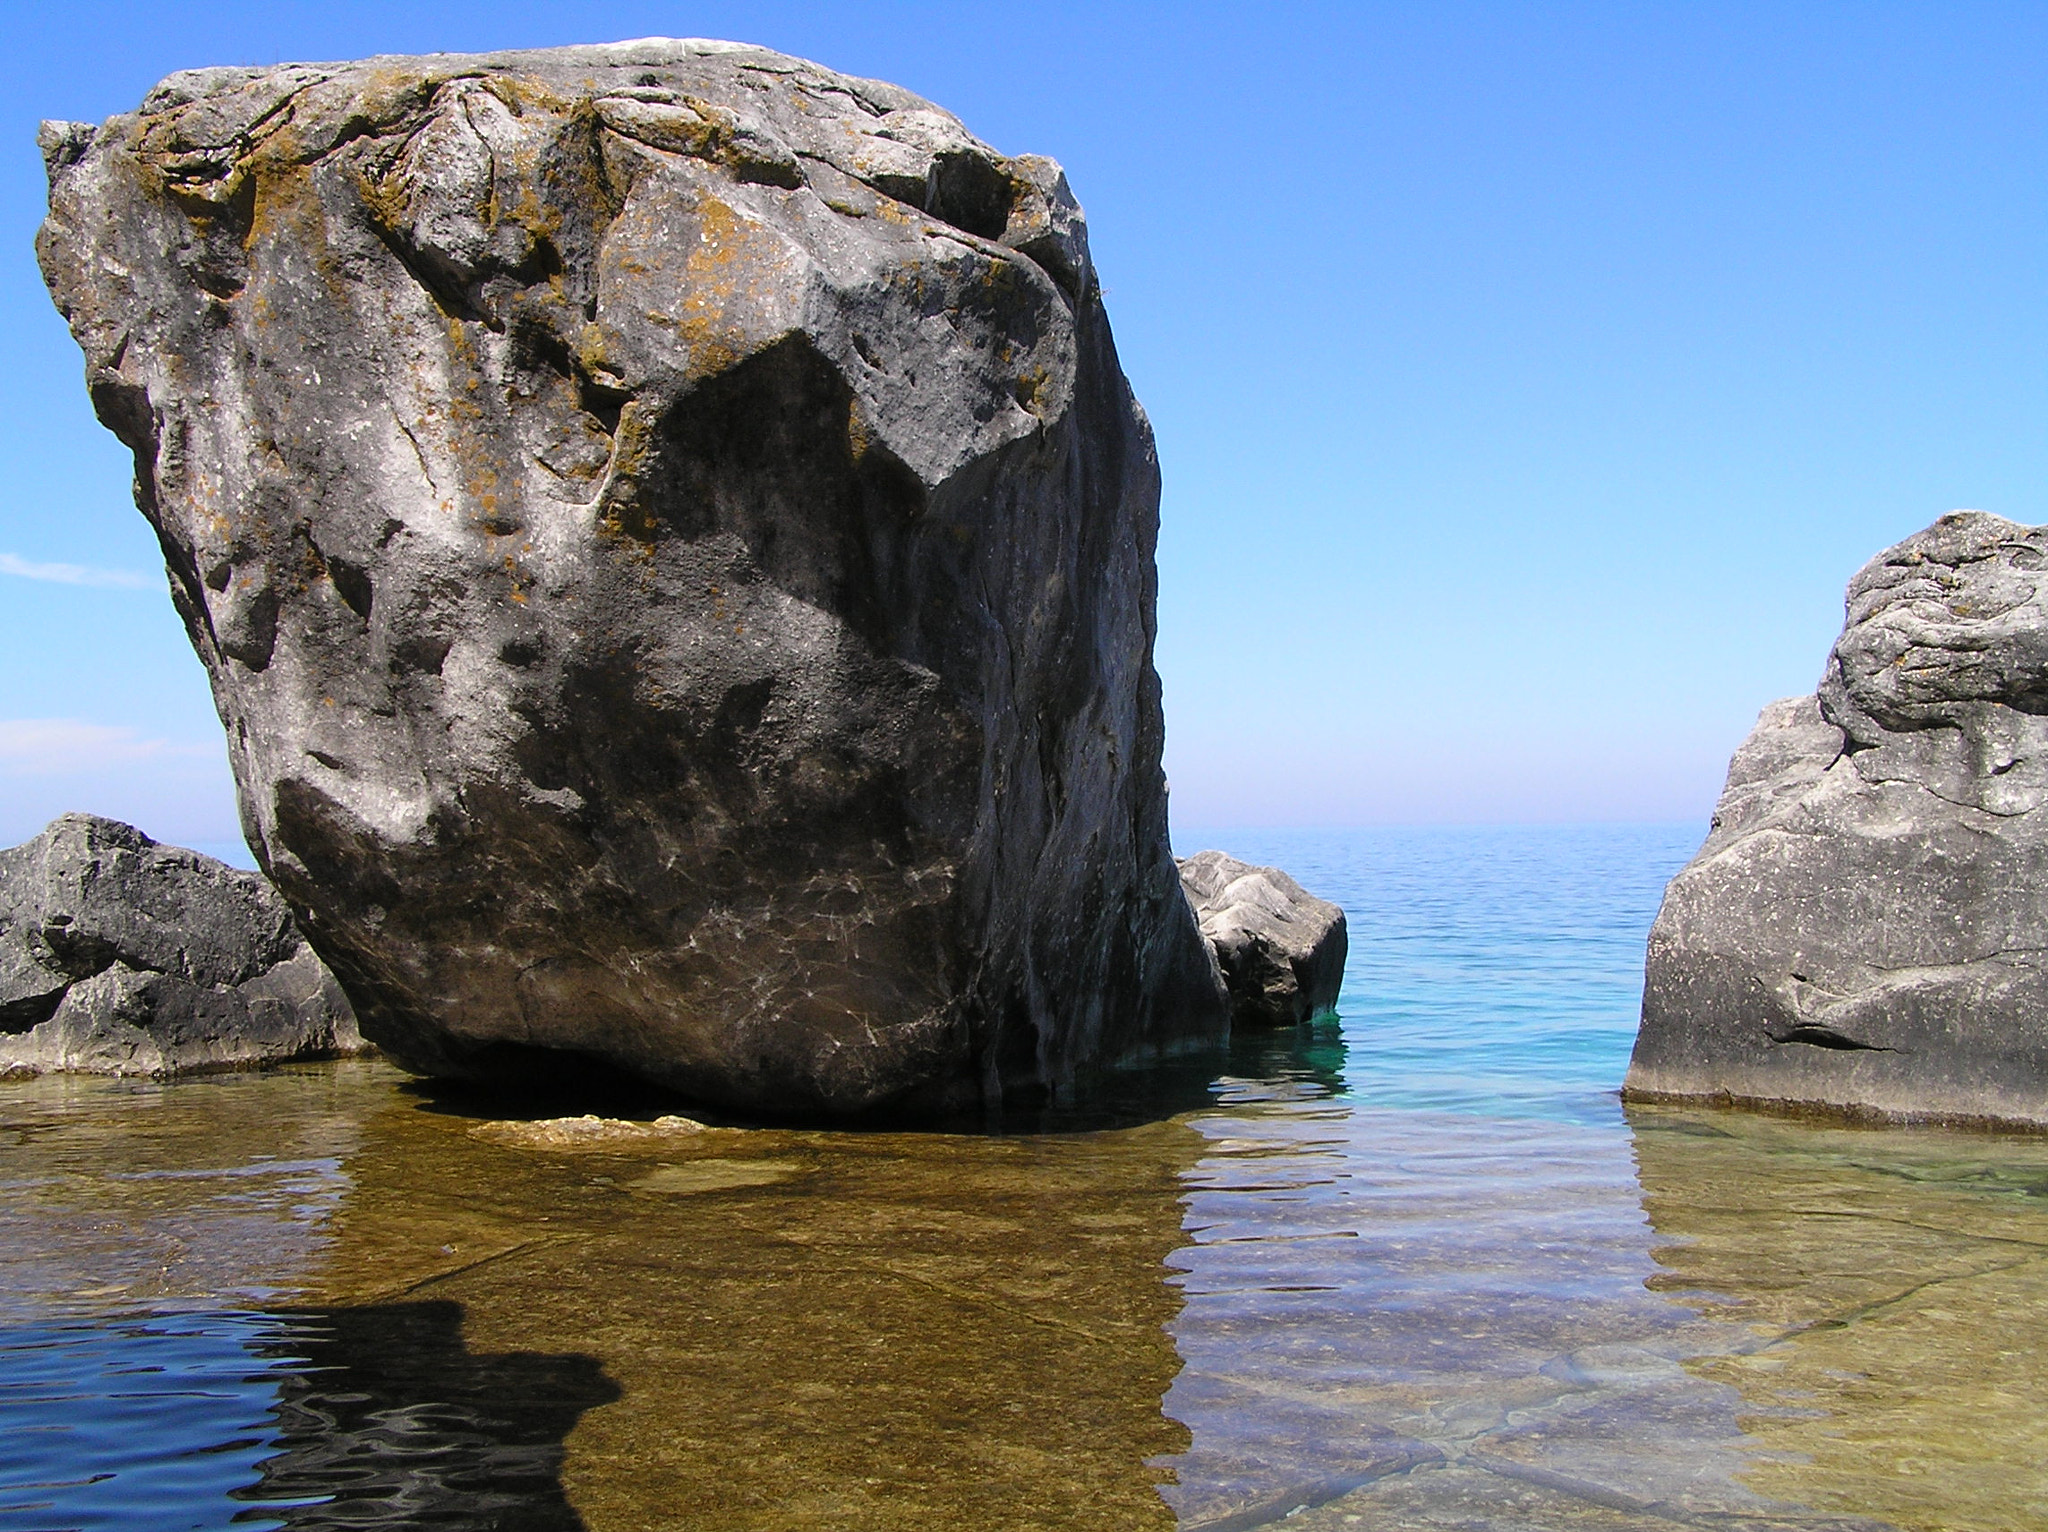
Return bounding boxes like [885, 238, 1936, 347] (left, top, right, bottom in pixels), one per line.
[3, 826, 2046, 1531]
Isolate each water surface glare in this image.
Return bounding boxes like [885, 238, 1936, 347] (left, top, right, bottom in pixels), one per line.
[3, 826, 2046, 1530]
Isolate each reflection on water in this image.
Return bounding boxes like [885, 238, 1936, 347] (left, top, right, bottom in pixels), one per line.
[324, 1079, 1198, 1531]
[11, 1056, 2048, 1531]
[0, 1311, 301, 1531]
[0, 1067, 361, 1318]
[1, 829, 2045, 1530]
[1161, 1093, 1912, 1531]
[0, 1302, 616, 1532]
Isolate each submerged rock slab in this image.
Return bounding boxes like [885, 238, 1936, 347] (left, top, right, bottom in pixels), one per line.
[469, 1114, 712, 1151]
[1178, 851, 1347, 1026]
[1628, 511, 2048, 1128]
[0, 814, 361, 1077]
[38, 40, 1226, 1115]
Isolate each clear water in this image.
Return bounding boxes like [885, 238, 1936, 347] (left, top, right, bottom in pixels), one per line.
[5, 825, 2047, 1531]
[1183, 824, 1690, 1120]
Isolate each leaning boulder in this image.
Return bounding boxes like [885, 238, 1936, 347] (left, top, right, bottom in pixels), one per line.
[0, 814, 362, 1077]
[1628, 511, 2048, 1128]
[37, 41, 1226, 1115]
[1179, 851, 1347, 1027]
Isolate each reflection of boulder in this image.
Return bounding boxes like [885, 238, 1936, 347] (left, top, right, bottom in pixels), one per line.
[1178, 852, 1347, 1027]
[39, 40, 1226, 1116]
[1629, 1103, 2048, 1530]
[0, 814, 361, 1077]
[239, 1300, 618, 1531]
[1629, 513, 2048, 1127]
[0, 1065, 371, 1315]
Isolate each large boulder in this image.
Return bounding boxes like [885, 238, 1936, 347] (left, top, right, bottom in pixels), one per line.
[1627, 511, 2048, 1128]
[37, 40, 1227, 1115]
[1178, 851, 1347, 1027]
[0, 814, 362, 1077]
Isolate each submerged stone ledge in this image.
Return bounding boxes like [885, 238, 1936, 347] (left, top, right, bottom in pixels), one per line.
[1628, 511, 2048, 1130]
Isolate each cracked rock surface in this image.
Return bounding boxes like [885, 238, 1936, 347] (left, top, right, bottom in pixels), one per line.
[1628, 511, 2048, 1127]
[36, 39, 1226, 1115]
[1178, 851, 1347, 1027]
[0, 814, 362, 1077]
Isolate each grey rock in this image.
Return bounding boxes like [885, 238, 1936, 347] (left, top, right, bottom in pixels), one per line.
[0, 814, 363, 1077]
[1179, 851, 1347, 1027]
[37, 40, 1227, 1115]
[1628, 511, 2048, 1128]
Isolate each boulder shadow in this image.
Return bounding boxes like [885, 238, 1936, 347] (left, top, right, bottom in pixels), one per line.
[394, 1014, 1352, 1136]
[233, 1299, 619, 1530]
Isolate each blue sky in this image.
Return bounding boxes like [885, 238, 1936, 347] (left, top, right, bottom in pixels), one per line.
[1, 2, 2042, 854]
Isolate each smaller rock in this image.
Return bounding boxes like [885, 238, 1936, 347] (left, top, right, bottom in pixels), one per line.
[0, 814, 363, 1077]
[1179, 852, 1348, 1027]
[628, 1161, 799, 1195]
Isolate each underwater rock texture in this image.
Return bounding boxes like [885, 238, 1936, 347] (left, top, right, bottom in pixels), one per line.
[37, 39, 1226, 1114]
[1628, 511, 2048, 1127]
[0, 814, 361, 1077]
[1178, 851, 1347, 1027]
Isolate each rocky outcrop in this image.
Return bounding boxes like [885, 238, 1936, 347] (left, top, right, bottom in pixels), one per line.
[0, 814, 362, 1077]
[1179, 851, 1347, 1027]
[37, 40, 1227, 1115]
[1628, 511, 2048, 1128]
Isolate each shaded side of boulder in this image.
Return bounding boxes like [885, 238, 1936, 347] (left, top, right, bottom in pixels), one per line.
[0, 814, 363, 1078]
[37, 41, 1227, 1116]
[1627, 512, 2048, 1129]
[1178, 851, 1347, 1027]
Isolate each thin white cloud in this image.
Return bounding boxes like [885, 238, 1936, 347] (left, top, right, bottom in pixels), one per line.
[0, 552, 151, 590]
[0, 719, 208, 777]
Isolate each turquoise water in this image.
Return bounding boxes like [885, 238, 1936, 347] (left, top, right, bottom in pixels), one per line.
[5, 824, 2047, 1531]
[1181, 824, 1698, 1120]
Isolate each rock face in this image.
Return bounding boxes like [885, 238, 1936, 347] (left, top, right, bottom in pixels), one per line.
[37, 40, 1227, 1115]
[1628, 511, 2048, 1128]
[1178, 851, 1347, 1027]
[0, 814, 362, 1077]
